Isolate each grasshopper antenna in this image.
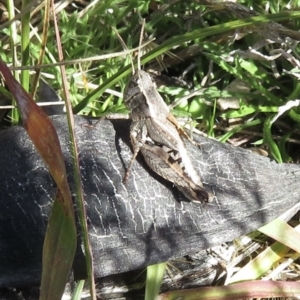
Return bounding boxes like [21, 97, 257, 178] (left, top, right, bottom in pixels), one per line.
[113, 19, 153, 76]
[137, 18, 145, 72]
[112, 26, 136, 75]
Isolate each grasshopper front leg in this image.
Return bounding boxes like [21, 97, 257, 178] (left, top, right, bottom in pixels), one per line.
[123, 120, 147, 183]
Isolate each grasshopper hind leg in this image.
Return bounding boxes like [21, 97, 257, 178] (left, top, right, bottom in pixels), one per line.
[140, 143, 211, 203]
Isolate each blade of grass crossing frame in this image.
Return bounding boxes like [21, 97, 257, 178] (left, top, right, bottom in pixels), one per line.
[0, 60, 77, 300]
[31, 0, 51, 98]
[41, 191, 77, 299]
[157, 281, 300, 299]
[6, 0, 19, 124]
[259, 219, 300, 254]
[21, 0, 30, 92]
[145, 262, 167, 300]
[51, 1, 96, 298]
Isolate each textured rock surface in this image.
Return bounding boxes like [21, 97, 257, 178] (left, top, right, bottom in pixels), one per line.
[0, 115, 299, 287]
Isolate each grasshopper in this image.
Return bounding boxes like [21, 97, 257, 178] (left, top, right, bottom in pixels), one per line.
[123, 69, 211, 203]
[113, 21, 212, 203]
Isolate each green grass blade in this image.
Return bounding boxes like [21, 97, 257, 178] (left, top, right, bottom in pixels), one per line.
[6, 0, 19, 124]
[263, 116, 282, 163]
[145, 262, 167, 300]
[259, 219, 300, 253]
[20, 0, 30, 92]
[228, 241, 290, 283]
[40, 194, 77, 300]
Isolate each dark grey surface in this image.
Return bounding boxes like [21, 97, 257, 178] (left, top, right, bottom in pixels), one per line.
[0, 115, 299, 287]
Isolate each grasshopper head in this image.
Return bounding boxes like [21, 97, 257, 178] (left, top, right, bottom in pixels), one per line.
[123, 70, 154, 111]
